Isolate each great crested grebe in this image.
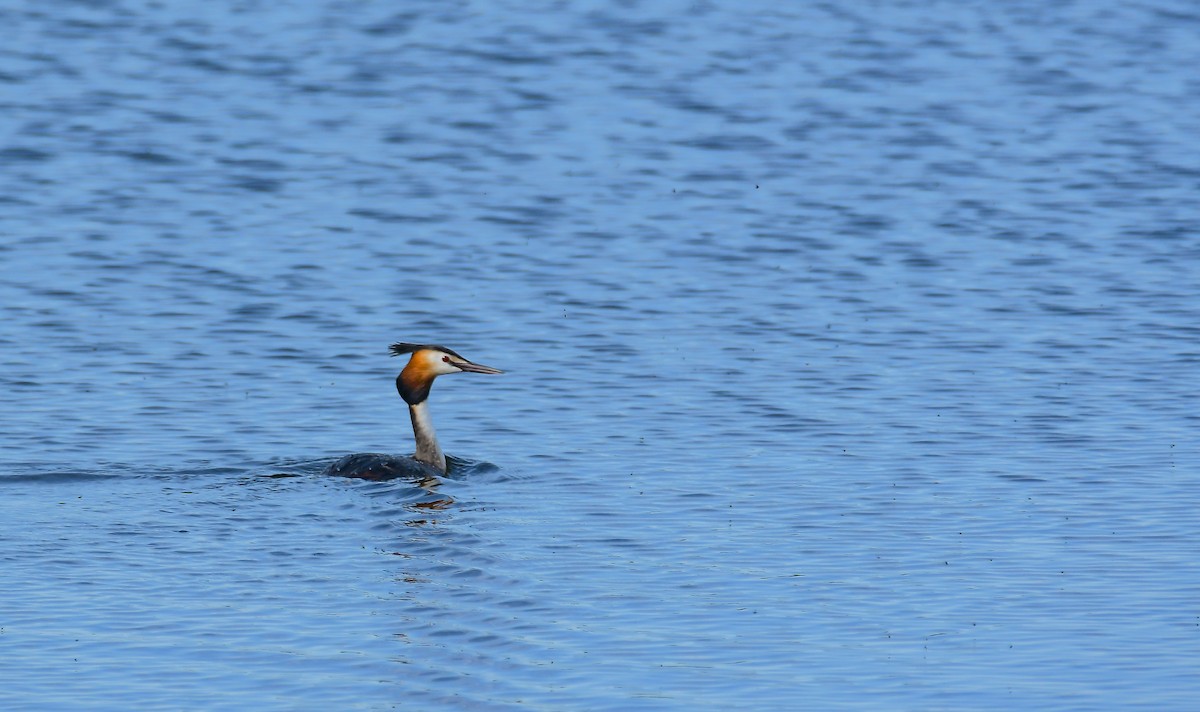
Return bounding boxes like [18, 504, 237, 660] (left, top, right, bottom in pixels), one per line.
[323, 343, 502, 480]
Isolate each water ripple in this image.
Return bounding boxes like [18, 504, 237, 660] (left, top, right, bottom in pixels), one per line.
[1, 0, 1198, 709]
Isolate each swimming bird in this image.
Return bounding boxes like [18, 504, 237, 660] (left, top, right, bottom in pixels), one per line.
[323, 343, 502, 480]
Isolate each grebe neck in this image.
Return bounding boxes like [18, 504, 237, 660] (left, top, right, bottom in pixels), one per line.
[409, 400, 445, 472]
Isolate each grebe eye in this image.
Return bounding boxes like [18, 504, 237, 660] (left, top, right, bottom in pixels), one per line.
[442, 355, 450, 362]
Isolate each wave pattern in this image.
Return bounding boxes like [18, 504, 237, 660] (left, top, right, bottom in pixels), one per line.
[1, 0, 1198, 709]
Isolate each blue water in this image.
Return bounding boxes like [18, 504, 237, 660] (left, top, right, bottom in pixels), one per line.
[2, 1, 1198, 709]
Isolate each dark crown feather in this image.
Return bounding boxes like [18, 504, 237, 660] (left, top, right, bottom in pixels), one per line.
[389, 342, 466, 359]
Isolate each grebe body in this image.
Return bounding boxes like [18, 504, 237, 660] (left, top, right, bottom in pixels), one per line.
[323, 452, 441, 481]
[323, 342, 502, 481]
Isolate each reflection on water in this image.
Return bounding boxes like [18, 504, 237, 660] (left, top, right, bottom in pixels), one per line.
[2, 0, 1199, 709]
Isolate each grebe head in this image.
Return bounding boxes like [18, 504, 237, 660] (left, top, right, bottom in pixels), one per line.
[390, 342, 502, 405]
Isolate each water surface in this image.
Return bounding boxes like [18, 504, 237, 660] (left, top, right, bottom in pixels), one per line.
[2, 1, 1198, 709]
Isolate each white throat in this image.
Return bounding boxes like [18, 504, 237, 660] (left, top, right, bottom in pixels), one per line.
[409, 401, 446, 472]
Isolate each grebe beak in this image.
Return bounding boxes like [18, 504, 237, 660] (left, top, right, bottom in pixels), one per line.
[452, 360, 503, 375]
